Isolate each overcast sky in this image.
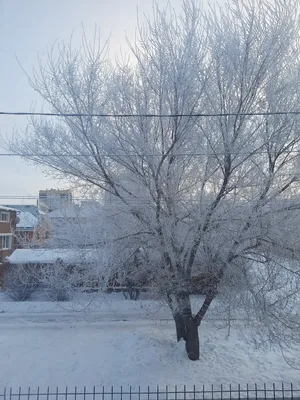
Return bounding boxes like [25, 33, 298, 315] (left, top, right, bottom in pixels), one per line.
[0, 0, 188, 204]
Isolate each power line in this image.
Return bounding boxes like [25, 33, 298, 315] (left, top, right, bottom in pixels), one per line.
[0, 195, 100, 200]
[1, 182, 299, 202]
[0, 197, 156, 205]
[2, 149, 300, 157]
[0, 196, 293, 204]
[1, 110, 300, 118]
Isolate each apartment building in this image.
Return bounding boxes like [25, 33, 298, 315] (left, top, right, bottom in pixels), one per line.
[38, 189, 73, 212]
[0, 206, 17, 280]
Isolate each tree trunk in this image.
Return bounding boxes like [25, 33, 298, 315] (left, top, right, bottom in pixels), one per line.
[171, 292, 215, 361]
[172, 292, 200, 360]
[174, 312, 187, 341]
[184, 316, 200, 361]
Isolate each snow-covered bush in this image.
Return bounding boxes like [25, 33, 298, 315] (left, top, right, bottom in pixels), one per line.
[41, 260, 75, 302]
[4, 264, 37, 301]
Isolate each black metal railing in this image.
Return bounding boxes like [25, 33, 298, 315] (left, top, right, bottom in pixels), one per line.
[1, 384, 300, 400]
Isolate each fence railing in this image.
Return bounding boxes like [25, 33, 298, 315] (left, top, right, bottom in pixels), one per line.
[1, 384, 299, 400]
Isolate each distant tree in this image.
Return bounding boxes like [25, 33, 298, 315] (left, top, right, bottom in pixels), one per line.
[8, 0, 300, 360]
[44, 202, 105, 248]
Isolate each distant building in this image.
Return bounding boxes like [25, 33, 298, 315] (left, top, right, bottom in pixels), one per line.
[0, 205, 17, 282]
[15, 211, 39, 248]
[38, 189, 73, 212]
[4, 205, 50, 248]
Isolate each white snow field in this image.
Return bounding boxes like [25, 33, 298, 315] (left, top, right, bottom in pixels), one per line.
[0, 292, 299, 389]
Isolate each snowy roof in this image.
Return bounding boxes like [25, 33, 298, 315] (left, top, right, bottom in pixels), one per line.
[5, 248, 101, 265]
[0, 205, 19, 212]
[16, 212, 39, 230]
[47, 203, 103, 219]
[4, 205, 45, 218]
[47, 205, 79, 218]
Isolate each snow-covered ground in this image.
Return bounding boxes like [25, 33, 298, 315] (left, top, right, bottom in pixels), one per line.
[0, 291, 171, 323]
[0, 291, 299, 389]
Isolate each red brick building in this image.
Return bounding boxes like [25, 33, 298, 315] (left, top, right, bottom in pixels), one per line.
[0, 205, 17, 281]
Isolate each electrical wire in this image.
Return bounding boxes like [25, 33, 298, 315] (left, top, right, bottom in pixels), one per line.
[1, 110, 300, 118]
[1, 149, 300, 157]
[1, 109, 300, 157]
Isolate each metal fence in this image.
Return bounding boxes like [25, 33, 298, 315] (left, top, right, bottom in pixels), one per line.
[1, 385, 300, 400]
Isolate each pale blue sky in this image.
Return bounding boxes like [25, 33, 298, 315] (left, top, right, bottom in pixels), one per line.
[0, 0, 184, 204]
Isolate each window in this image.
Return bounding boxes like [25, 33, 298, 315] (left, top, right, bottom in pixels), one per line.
[0, 235, 12, 250]
[0, 212, 9, 222]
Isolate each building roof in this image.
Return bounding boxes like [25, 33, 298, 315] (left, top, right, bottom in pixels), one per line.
[39, 189, 72, 194]
[0, 205, 19, 212]
[47, 205, 79, 218]
[4, 205, 45, 218]
[16, 212, 39, 230]
[47, 202, 102, 219]
[5, 248, 101, 265]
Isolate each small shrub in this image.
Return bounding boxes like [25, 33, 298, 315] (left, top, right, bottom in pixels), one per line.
[4, 265, 37, 301]
[47, 285, 73, 301]
[42, 260, 74, 302]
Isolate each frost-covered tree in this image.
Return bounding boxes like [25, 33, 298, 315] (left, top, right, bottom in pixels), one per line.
[8, 0, 300, 360]
[45, 201, 105, 248]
